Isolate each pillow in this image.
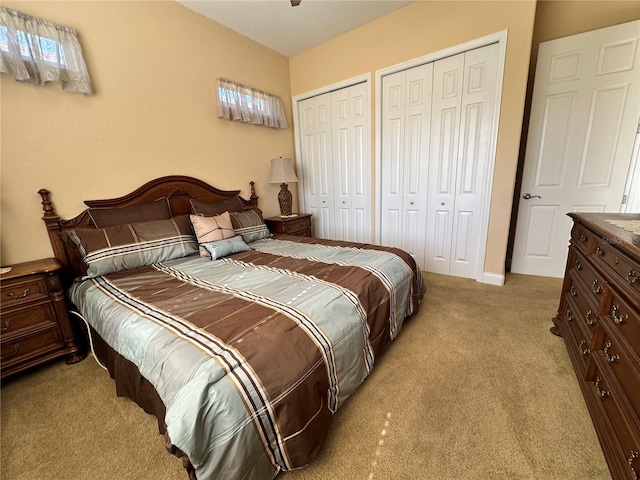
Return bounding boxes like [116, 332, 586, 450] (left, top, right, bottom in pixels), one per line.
[190, 197, 244, 216]
[63, 215, 198, 278]
[88, 198, 171, 228]
[201, 236, 251, 260]
[189, 212, 236, 257]
[230, 210, 271, 243]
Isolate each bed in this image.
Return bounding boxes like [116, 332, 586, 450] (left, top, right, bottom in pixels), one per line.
[38, 175, 426, 480]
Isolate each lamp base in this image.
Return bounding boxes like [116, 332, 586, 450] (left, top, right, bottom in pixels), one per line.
[278, 183, 293, 216]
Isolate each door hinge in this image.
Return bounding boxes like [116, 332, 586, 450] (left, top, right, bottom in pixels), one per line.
[622, 194, 628, 205]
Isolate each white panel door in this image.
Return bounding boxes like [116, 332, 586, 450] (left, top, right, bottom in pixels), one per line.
[450, 44, 499, 278]
[331, 83, 371, 242]
[298, 93, 335, 239]
[511, 20, 640, 277]
[426, 53, 464, 275]
[381, 64, 432, 267]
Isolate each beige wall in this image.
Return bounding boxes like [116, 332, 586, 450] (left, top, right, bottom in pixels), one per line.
[289, 1, 537, 278]
[0, 1, 294, 265]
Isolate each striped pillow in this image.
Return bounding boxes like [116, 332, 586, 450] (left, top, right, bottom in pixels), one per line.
[230, 210, 271, 243]
[189, 212, 236, 257]
[63, 215, 198, 278]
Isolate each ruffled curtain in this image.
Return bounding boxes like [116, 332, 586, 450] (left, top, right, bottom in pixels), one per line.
[0, 7, 93, 94]
[217, 78, 287, 129]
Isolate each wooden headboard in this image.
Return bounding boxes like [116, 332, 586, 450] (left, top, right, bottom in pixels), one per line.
[38, 175, 258, 286]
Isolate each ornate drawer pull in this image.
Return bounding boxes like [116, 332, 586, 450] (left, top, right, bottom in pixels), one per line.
[591, 279, 603, 294]
[595, 246, 606, 256]
[629, 450, 638, 479]
[0, 343, 20, 361]
[594, 376, 609, 397]
[1, 320, 10, 332]
[7, 288, 30, 299]
[570, 285, 577, 297]
[585, 310, 596, 326]
[627, 269, 638, 285]
[612, 305, 628, 325]
[580, 233, 588, 243]
[574, 259, 583, 270]
[579, 339, 591, 356]
[604, 341, 619, 363]
[566, 308, 574, 322]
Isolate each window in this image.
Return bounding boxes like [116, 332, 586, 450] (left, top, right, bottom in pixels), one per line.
[0, 7, 92, 94]
[217, 78, 287, 129]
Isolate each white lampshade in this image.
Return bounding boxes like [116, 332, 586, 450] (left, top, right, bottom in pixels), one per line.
[268, 157, 298, 184]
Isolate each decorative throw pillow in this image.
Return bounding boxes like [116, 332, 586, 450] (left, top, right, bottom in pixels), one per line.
[230, 210, 271, 243]
[62, 215, 198, 278]
[190, 197, 244, 216]
[201, 236, 251, 261]
[88, 198, 172, 228]
[189, 212, 236, 257]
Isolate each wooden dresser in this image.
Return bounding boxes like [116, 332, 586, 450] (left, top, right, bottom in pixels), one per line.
[264, 213, 313, 237]
[0, 258, 85, 379]
[553, 213, 639, 480]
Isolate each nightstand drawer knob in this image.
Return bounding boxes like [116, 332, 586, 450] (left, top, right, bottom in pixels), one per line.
[1, 320, 11, 332]
[7, 288, 30, 300]
[1, 343, 20, 361]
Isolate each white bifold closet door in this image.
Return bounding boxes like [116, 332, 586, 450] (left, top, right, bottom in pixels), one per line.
[426, 44, 499, 276]
[380, 43, 499, 276]
[380, 63, 433, 268]
[298, 82, 371, 242]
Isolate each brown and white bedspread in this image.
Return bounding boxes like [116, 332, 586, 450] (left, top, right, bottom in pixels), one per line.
[69, 235, 426, 480]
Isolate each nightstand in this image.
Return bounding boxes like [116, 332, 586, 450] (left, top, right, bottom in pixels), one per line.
[0, 258, 85, 379]
[265, 214, 313, 237]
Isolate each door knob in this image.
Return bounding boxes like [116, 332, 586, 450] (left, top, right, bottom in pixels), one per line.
[522, 193, 542, 199]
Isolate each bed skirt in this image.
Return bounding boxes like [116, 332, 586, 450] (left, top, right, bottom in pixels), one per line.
[90, 327, 196, 479]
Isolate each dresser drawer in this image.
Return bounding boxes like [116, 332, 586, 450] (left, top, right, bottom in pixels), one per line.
[594, 238, 640, 298]
[603, 291, 640, 358]
[567, 271, 599, 334]
[597, 322, 640, 421]
[588, 356, 640, 480]
[572, 250, 605, 307]
[561, 297, 592, 375]
[571, 222, 595, 255]
[0, 326, 64, 368]
[0, 301, 58, 340]
[0, 277, 49, 308]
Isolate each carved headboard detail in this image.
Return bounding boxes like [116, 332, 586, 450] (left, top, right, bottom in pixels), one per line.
[38, 175, 258, 286]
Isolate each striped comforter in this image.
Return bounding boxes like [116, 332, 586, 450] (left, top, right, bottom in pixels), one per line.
[69, 235, 426, 480]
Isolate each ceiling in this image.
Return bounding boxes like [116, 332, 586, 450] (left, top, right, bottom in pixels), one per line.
[177, 0, 414, 57]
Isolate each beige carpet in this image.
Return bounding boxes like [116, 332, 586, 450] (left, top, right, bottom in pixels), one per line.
[0, 272, 611, 480]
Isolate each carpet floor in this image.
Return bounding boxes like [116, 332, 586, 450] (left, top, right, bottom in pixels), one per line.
[0, 272, 611, 480]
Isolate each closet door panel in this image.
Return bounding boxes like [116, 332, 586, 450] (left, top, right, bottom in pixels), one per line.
[314, 94, 335, 239]
[450, 44, 499, 278]
[381, 71, 406, 249]
[426, 54, 464, 274]
[348, 83, 371, 243]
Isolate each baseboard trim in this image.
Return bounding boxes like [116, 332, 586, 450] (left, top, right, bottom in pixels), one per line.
[480, 272, 505, 286]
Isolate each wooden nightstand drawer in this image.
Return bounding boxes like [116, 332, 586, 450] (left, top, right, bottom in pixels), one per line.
[1, 277, 49, 308]
[1, 301, 58, 340]
[282, 216, 311, 234]
[265, 214, 313, 237]
[1, 325, 64, 368]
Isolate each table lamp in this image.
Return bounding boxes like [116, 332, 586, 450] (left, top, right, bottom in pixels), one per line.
[268, 157, 298, 217]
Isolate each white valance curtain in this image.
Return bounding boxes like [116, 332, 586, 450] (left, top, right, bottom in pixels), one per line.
[217, 78, 287, 129]
[0, 7, 93, 94]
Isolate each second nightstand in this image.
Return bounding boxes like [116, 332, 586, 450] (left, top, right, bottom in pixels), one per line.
[265, 214, 313, 237]
[1, 258, 86, 379]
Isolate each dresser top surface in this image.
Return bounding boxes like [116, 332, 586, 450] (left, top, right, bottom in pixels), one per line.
[570, 213, 640, 261]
